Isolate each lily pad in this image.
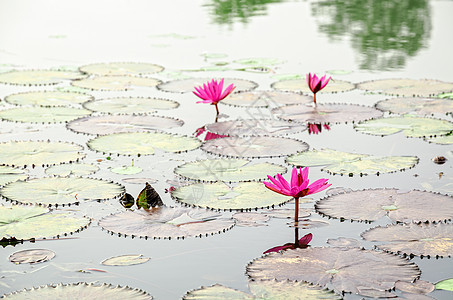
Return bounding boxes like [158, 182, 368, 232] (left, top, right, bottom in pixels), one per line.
[72, 75, 161, 91]
[263, 207, 311, 219]
[0, 70, 86, 86]
[395, 280, 435, 294]
[287, 148, 418, 176]
[0, 205, 90, 240]
[361, 223, 453, 257]
[0, 166, 28, 186]
[99, 207, 235, 239]
[357, 79, 453, 97]
[4, 91, 93, 107]
[171, 182, 291, 210]
[183, 284, 253, 299]
[354, 115, 453, 138]
[425, 135, 453, 145]
[174, 158, 286, 182]
[326, 237, 361, 248]
[111, 166, 142, 175]
[80, 62, 164, 76]
[234, 57, 283, 66]
[375, 97, 453, 116]
[157, 78, 257, 93]
[435, 278, 453, 291]
[205, 119, 306, 136]
[272, 78, 355, 94]
[83, 97, 179, 114]
[289, 218, 330, 229]
[221, 91, 313, 107]
[233, 212, 270, 226]
[9, 249, 56, 264]
[246, 247, 420, 295]
[202, 136, 308, 158]
[101, 254, 150, 266]
[316, 189, 453, 223]
[45, 163, 99, 176]
[1, 282, 152, 299]
[272, 103, 383, 124]
[0, 177, 124, 206]
[0, 106, 92, 123]
[67, 115, 184, 135]
[0, 140, 85, 167]
[87, 132, 201, 156]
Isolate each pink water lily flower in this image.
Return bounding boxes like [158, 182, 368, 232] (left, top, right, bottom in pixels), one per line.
[193, 78, 236, 115]
[307, 73, 331, 104]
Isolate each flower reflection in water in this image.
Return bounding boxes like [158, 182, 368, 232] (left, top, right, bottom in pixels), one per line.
[307, 123, 331, 135]
[264, 230, 312, 254]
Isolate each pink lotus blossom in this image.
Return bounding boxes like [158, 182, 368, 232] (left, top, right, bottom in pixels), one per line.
[193, 78, 235, 115]
[264, 233, 312, 254]
[306, 73, 331, 104]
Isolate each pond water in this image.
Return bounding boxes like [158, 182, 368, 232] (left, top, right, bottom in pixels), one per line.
[0, 0, 452, 299]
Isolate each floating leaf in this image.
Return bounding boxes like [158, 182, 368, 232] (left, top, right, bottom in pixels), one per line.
[233, 212, 270, 226]
[316, 189, 453, 223]
[0, 70, 86, 85]
[0, 166, 28, 186]
[174, 158, 286, 182]
[246, 247, 420, 295]
[437, 92, 453, 99]
[99, 207, 234, 239]
[361, 223, 453, 257]
[205, 119, 306, 136]
[157, 78, 257, 93]
[1, 177, 124, 206]
[9, 249, 56, 264]
[80, 62, 164, 76]
[202, 136, 308, 158]
[111, 166, 142, 175]
[0, 106, 92, 123]
[83, 97, 178, 114]
[272, 103, 383, 124]
[272, 78, 355, 94]
[101, 254, 150, 266]
[287, 148, 418, 176]
[425, 135, 453, 145]
[0, 141, 85, 167]
[4, 91, 93, 107]
[183, 284, 253, 299]
[358, 79, 453, 97]
[289, 219, 330, 229]
[326, 237, 361, 248]
[221, 91, 312, 107]
[136, 182, 163, 209]
[395, 280, 435, 294]
[88, 132, 201, 156]
[355, 115, 453, 138]
[45, 163, 99, 176]
[234, 57, 283, 66]
[172, 182, 291, 210]
[67, 115, 183, 135]
[435, 278, 453, 291]
[263, 207, 311, 219]
[72, 75, 161, 91]
[122, 178, 158, 184]
[375, 97, 453, 116]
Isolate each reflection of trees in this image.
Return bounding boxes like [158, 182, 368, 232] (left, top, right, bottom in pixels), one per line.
[311, 0, 431, 70]
[206, 0, 284, 25]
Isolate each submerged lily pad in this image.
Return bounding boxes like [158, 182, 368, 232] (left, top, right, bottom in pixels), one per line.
[358, 79, 453, 97]
[174, 158, 286, 182]
[72, 75, 161, 91]
[205, 119, 306, 136]
[202, 136, 308, 158]
[80, 62, 164, 76]
[4, 91, 93, 107]
[221, 91, 313, 107]
[157, 78, 257, 93]
[425, 135, 453, 145]
[326, 237, 361, 248]
[361, 223, 453, 257]
[9, 249, 56, 264]
[45, 163, 99, 176]
[246, 247, 420, 295]
[375, 97, 453, 116]
[88, 132, 201, 156]
[0, 70, 86, 86]
[316, 189, 453, 223]
[172, 182, 291, 210]
[272, 103, 383, 124]
[99, 207, 234, 239]
[1, 282, 152, 299]
[83, 97, 179, 114]
[0, 106, 92, 123]
[395, 280, 435, 295]
[111, 166, 142, 175]
[67, 115, 183, 135]
[0, 166, 28, 186]
[272, 78, 355, 94]
[287, 148, 418, 176]
[0, 141, 85, 167]
[355, 115, 453, 138]
[0, 205, 90, 240]
[0, 177, 124, 206]
[101, 254, 150, 266]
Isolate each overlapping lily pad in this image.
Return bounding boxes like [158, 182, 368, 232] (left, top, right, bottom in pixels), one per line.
[88, 132, 201, 156]
[0, 177, 124, 206]
[361, 223, 453, 257]
[157, 78, 257, 93]
[375, 97, 453, 116]
[0, 141, 85, 167]
[286, 148, 418, 176]
[72, 75, 161, 91]
[83, 97, 179, 114]
[171, 182, 291, 210]
[355, 115, 453, 138]
[9, 249, 56, 264]
[0, 70, 86, 86]
[316, 189, 453, 223]
[272, 78, 355, 94]
[202, 136, 308, 158]
[0, 166, 28, 186]
[0, 205, 90, 240]
[4, 91, 93, 107]
[205, 119, 306, 136]
[45, 163, 99, 176]
[246, 247, 420, 295]
[68, 115, 184, 135]
[80, 62, 164, 76]
[99, 207, 235, 239]
[0, 106, 92, 123]
[221, 91, 313, 107]
[272, 103, 383, 124]
[174, 158, 286, 182]
[358, 79, 453, 97]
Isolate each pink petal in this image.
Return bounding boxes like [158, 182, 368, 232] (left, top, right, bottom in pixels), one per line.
[263, 244, 294, 254]
[267, 175, 283, 189]
[276, 173, 290, 191]
[263, 181, 288, 196]
[298, 233, 313, 245]
[290, 167, 299, 190]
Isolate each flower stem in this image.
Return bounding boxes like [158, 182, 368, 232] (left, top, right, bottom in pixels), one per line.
[313, 93, 317, 105]
[215, 103, 220, 115]
[294, 196, 299, 222]
[294, 225, 299, 245]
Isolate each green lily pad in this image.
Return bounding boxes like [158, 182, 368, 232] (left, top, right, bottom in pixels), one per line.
[9, 248, 56, 264]
[111, 166, 142, 175]
[425, 135, 453, 145]
[0, 70, 86, 86]
[101, 254, 150, 266]
[437, 92, 453, 99]
[4, 91, 93, 107]
[183, 284, 253, 299]
[45, 163, 99, 176]
[0, 205, 90, 240]
[205, 119, 306, 136]
[83, 97, 178, 114]
[375, 97, 453, 116]
[174, 158, 286, 182]
[172, 182, 291, 210]
[355, 115, 453, 138]
[0, 106, 92, 123]
[0, 177, 124, 206]
[286, 148, 418, 176]
[0, 166, 28, 186]
[87, 132, 201, 156]
[358, 79, 453, 97]
[234, 57, 283, 66]
[272, 78, 355, 94]
[72, 75, 161, 91]
[221, 91, 313, 107]
[157, 78, 257, 93]
[435, 278, 453, 291]
[0, 140, 85, 167]
[80, 62, 164, 76]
